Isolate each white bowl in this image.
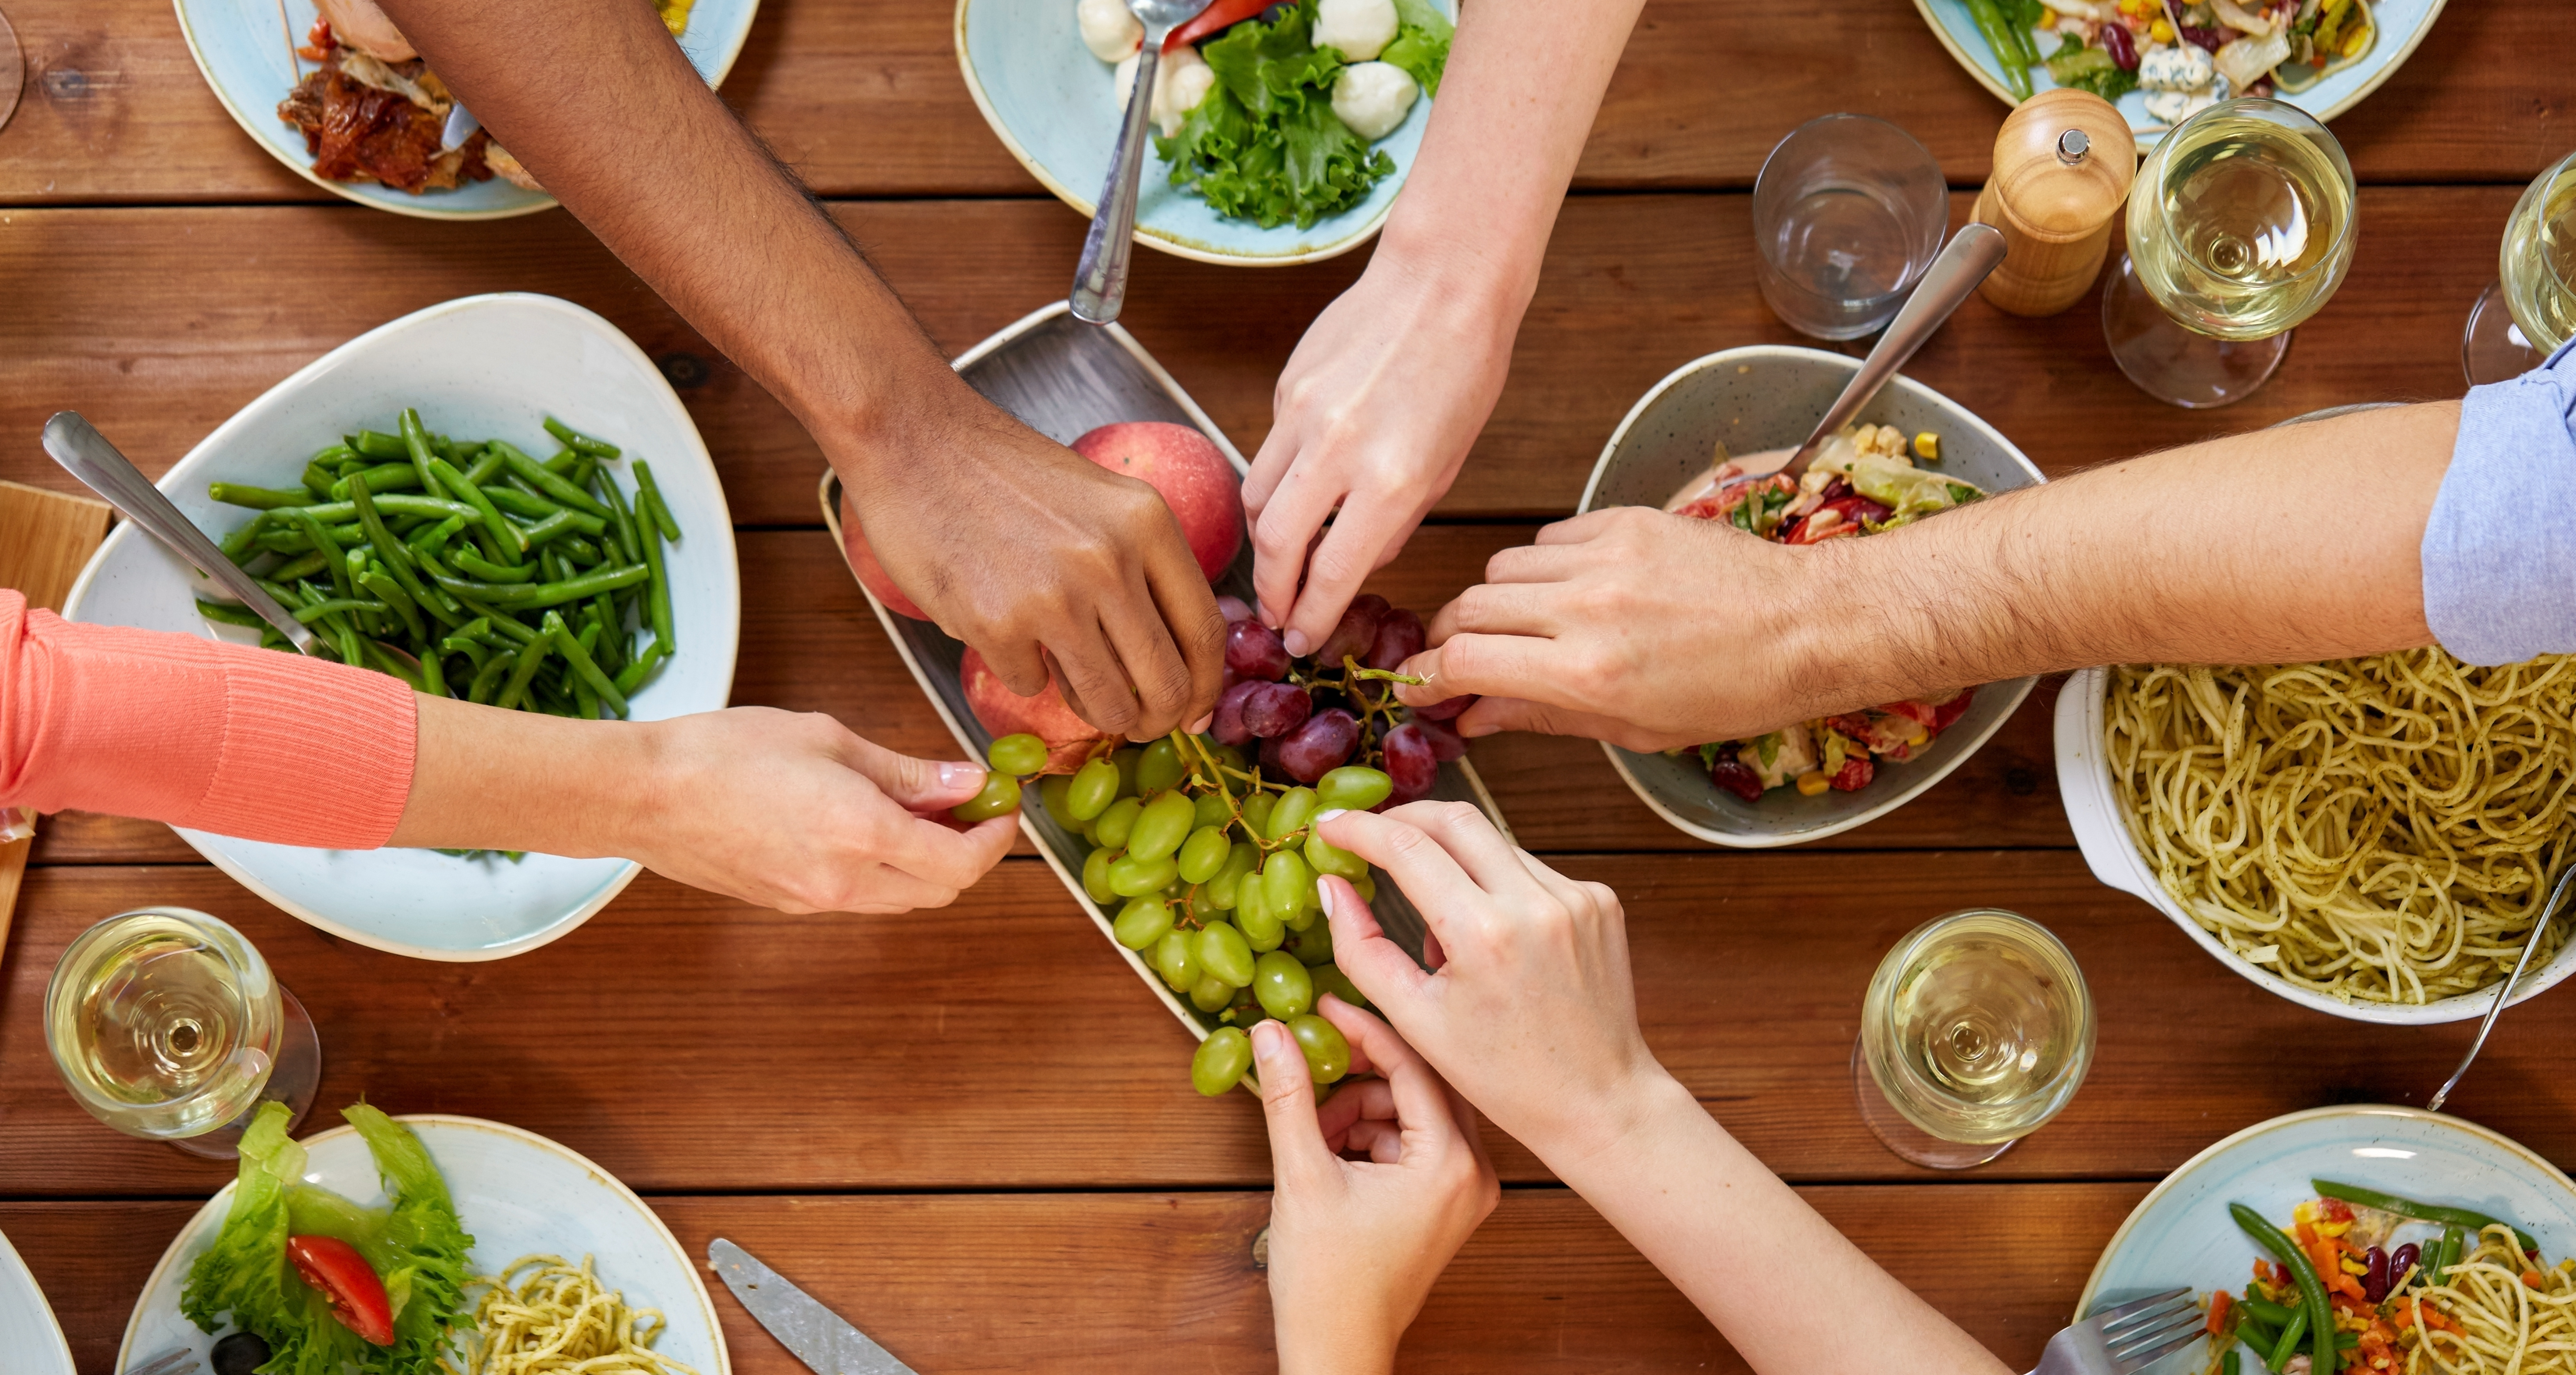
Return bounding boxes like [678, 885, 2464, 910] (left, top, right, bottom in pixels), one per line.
[62, 294, 740, 961]
[1577, 345, 2043, 848]
[2056, 665, 2576, 1024]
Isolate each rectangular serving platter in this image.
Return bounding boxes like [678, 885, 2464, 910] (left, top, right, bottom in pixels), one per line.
[818, 300, 1509, 1049]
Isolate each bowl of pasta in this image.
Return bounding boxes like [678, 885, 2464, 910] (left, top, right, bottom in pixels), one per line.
[2055, 655, 2576, 1024]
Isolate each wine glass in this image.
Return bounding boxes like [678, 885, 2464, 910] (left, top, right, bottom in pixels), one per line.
[1854, 909, 2095, 1170]
[1751, 113, 1951, 342]
[2102, 98, 2358, 409]
[2463, 149, 2576, 385]
[44, 908, 322, 1159]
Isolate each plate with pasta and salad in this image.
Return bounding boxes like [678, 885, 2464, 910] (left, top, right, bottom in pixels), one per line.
[2081, 1105, 2576, 1375]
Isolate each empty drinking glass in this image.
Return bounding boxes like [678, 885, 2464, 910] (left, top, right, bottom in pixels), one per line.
[1753, 114, 1951, 341]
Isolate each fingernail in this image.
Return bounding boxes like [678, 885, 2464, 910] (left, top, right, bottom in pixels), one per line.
[940, 762, 985, 789]
[1318, 882, 1341, 922]
[1314, 807, 1347, 824]
[1286, 630, 1315, 658]
[1188, 713, 1213, 735]
[1252, 1019, 1290, 1061]
[1461, 719, 1501, 739]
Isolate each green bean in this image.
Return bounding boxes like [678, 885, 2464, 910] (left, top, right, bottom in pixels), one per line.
[557, 534, 605, 566]
[429, 456, 525, 564]
[546, 610, 629, 717]
[440, 633, 491, 670]
[433, 562, 650, 609]
[568, 453, 597, 495]
[408, 514, 472, 559]
[194, 599, 268, 628]
[1964, 0, 2033, 99]
[633, 462, 683, 542]
[360, 639, 422, 690]
[571, 672, 601, 720]
[479, 485, 605, 533]
[517, 509, 591, 548]
[451, 548, 536, 583]
[2265, 1308, 2307, 1373]
[284, 508, 357, 600]
[289, 597, 389, 624]
[418, 645, 448, 698]
[348, 473, 463, 627]
[613, 638, 668, 695]
[466, 651, 513, 704]
[355, 571, 424, 642]
[2241, 1296, 2296, 1329]
[641, 502, 673, 652]
[2312, 1181, 2539, 1255]
[597, 468, 642, 565]
[2221, 1349, 2240, 1375]
[2231, 1205, 2334, 1375]
[397, 408, 442, 496]
[219, 513, 271, 564]
[268, 551, 328, 583]
[302, 460, 343, 500]
[540, 447, 580, 477]
[461, 447, 505, 486]
[2237, 1313, 2280, 1356]
[2431, 1226, 2464, 1288]
[588, 592, 622, 673]
[495, 636, 552, 711]
[544, 415, 621, 458]
[328, 461, 426, 502]
[265, 494, 480, 526]
[350, 428, 408, 460]
[493, 441, 611, 518]
[209, 482, 316, 510]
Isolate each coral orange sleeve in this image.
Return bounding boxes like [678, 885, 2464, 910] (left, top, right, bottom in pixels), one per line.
[0, 590, 418, 848]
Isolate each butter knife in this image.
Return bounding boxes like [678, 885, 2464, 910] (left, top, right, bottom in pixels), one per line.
[707, 1239, 920, 1375]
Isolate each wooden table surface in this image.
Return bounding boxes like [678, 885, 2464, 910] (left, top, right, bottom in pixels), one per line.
[3, 2, 2570, 1371]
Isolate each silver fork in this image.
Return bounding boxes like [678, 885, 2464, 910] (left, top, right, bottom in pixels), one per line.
[2030, 1287, 2203, 1375]
[123, 1349, 200, 1375]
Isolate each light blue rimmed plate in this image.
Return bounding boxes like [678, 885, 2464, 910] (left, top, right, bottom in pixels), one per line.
[174, 0, 761, 219]
[1911, 0, 2444, 148]
[2076, 1105, 2576, 1366]
[61, 294, 740, 962]
[119, 1115, 729, 1375]
[955, 0, 1451, 266]
[0, 1228, 73, 1375]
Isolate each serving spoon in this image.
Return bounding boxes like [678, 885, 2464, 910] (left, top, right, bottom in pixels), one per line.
[2426, 863, 2576, 1113]
[1069, 0, 1216, 326]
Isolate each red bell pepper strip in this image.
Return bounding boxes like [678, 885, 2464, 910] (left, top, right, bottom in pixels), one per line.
[1166, 0, 1271, 49]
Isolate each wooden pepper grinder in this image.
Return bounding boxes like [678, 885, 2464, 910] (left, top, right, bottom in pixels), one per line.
[1971, 88, 2137, 317]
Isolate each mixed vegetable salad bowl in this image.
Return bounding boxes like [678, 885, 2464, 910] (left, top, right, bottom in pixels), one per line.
[955, 0, 1451, 266]
[1577, 345, 2045, 849]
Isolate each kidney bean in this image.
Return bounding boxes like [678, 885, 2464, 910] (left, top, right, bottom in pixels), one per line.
[2100, 21, 2139, 68]
[2363, 1245, 2390, 1302]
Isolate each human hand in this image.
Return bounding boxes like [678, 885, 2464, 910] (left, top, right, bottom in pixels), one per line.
[1391, 505, 1839, 752]
[1313, 800, 1672, 1168]
[1258, 994, 1497, 1375]
[1243, 250, 1520, 658]
[838, 377, 1226, 740]
[620, 707, 1016, 913]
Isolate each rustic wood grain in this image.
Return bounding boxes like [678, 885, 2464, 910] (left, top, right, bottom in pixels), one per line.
[9, 854, 2574, 1198]
[2, 1183, 2146, 1375]
[0, 188, 2518, 530]
[0, 0, 2560, 205]
[0, 479, 115, 948]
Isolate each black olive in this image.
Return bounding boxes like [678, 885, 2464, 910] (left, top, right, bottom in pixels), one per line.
[212, 1331, 274, 1375]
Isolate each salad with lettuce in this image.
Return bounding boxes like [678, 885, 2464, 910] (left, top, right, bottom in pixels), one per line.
[1073, 0, 1451, 230]
[181, 1102, 473, 1375]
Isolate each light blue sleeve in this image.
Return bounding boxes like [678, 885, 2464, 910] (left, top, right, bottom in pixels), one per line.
[2420, 338, 2576, 665]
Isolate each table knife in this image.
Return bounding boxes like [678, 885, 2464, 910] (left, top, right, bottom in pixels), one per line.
[707, 1238, 920, 1375]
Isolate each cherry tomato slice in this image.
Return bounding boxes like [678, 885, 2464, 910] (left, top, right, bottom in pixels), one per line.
[1166, 0, 1271, 49]
[285, 1235, 395, 1346]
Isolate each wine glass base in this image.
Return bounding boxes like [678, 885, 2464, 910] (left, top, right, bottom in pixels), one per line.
[1851, 1037, 2016, 1171]
[2101, 250, 2289, 409]
[2463, 280, 2543, 387]
[0, 10, 22, 135]
[166, 987, 322, 1160]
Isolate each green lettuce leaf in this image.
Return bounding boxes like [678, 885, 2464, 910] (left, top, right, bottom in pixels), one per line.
[181, 1102, 375, 1375]
[343, 1104, 473, 1375]
[1156, 0, 1396, 229]
[1380, 0, 1454, 96]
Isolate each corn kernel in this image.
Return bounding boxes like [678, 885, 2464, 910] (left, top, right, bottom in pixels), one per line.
[1912, 431, 1940, 462]
[1795, 770, 1832, 796]
[2150, 17, 2174, 42]
[2317, 1219, 2353, 1237]
[1905, 726, 1930, 747]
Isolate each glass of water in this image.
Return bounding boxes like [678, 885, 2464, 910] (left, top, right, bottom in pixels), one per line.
[1854, 909, 2094, 1170]
[1753, 114, 1951, 340]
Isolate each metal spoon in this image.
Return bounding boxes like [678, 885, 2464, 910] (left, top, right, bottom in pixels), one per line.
[1068, 0, 1215, 326]
[1695, 223, 2011, 496]
[40, 412, 320, 656]
[2427, 863, 2576, 1113]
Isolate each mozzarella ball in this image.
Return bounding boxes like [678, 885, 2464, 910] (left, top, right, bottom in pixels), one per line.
[1314, 0, 1400, 61]
[1154, 45, 1216, 136]
[1331, 60, 1418, 140]
[1114, 51, 1140, 107]
[1078, 0, 1143, 61]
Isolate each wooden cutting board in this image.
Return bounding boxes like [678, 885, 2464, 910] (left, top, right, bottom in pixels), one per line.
[0, 479, 117, 949]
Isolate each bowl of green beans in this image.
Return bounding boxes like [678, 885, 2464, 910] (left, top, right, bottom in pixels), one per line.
[61, 292, 741, 961]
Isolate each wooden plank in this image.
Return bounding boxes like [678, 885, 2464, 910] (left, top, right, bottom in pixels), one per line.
[0, 188, 2516, 529]
[0, 0, 2560, 204]
[4, 1183, 2145, 1375]
[0, 479, 115, 946]
[4, 853, 2565, 1196]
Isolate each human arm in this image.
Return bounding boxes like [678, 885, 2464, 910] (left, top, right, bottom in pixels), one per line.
[1311, 800, 2010, 1375]
[367, 0, 1223, 739]
[1256, 994, 1497, 1375]
[1243, 0, 1651, 656]
[1397, 398, 2460, 750]
[0, 593, 1013, 912]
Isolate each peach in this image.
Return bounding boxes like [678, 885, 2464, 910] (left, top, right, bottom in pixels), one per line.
[1071, 421, 1242, 581]
[961, 645, 1109, 774]
[839, 486, 929, 620]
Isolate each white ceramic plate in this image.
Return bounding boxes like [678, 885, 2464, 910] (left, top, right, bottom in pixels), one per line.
[1911, 0, 2444, 148]
[0, 1228, 74, 1375]
[119, 1115, 729, 1375]
[2054, 666, 2576, 1024]
[2077, 1105, 2576, 1363]
[61, 294, 741, 962]
[955, 0, 1452, 266]
[174, 0, 761, 219]
[1577, 345, 2043, 849]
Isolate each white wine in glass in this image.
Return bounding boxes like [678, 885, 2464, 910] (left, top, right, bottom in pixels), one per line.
[2465, 150, 2576, 385]
[45, 908, 320, 1157]
[2103, 99, 2358, 409]
[1854, 909, 2094, 1169]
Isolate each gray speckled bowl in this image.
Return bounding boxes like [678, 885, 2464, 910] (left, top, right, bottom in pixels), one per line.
[1577, 345, 2045, 848]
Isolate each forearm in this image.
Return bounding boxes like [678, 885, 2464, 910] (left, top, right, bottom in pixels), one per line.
[1790, 401, 2454, 707]
[385, 694, 655, 856]
[1372, 0, 1647, 315]
[1550, 1074, 2009, 1375]
[373, 0, 961, 474]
